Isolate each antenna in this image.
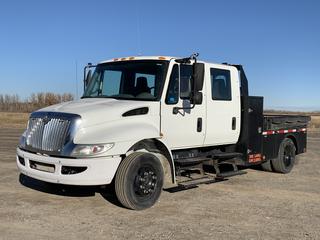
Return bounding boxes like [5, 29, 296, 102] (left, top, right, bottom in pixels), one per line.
[135, 0, 142, 55]
[75, 60, 78, 99]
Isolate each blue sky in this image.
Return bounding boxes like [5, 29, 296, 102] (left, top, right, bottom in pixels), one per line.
[0, 0, 319, 110]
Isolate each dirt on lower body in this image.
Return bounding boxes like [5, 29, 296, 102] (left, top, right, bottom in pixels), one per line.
[0, 128, 319, 240]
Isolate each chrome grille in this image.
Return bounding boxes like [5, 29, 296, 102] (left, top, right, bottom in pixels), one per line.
[26, 117, 71, 152]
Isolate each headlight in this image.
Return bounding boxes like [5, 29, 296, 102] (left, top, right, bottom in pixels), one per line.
[71, 143, 114, 157]
[18, 130, 27, 148]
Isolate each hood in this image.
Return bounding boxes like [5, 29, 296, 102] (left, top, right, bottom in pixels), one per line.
[39, 98, 159, 127]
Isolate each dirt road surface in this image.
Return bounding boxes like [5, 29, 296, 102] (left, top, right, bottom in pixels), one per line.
[0, 128, 319, 240]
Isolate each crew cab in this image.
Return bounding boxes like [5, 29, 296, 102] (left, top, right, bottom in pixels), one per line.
[17, 54, 310, 210]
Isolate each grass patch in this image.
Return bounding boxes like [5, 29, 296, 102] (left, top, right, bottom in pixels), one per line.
[310, 116, 320, 129]
[0, 111, 319, 131]
[0, 112, 29, 128]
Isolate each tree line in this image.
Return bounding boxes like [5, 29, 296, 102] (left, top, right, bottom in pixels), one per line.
[0, 93, 74, 112]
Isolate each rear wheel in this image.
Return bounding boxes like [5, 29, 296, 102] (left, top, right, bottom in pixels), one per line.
[271, 138, 296, 173]
[115, 152, 164, 210]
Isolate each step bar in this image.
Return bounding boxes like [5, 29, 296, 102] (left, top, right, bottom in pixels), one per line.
[165, 176, 225, 193]
[165, 170, 247, 193]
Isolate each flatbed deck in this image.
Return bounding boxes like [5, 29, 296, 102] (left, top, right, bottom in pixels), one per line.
[263, 115, 310, 131]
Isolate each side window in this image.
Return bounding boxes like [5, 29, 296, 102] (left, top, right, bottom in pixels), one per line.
[101, 70, 122, 96]
[165, 64, 179, 104]
[210, 68, 231, 101]
[180, 65, 193, 99]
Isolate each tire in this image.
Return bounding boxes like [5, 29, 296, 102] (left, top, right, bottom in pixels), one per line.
[271, 138, 296, 173]
[115, 152, 164, 210]
[261, 160, 273, 172]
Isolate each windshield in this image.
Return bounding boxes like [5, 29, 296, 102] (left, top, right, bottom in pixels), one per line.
[82, 60, 169, 101]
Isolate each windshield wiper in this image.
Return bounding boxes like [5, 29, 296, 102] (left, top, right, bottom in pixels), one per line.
[81, 96, 93, 99]
[81, 95, 117, 99]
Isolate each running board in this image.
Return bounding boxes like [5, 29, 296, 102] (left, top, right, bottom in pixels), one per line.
[164, 176, 225, 193]
[212, 152, 243, 160]
[216, 170, 247, 178]
[174, 157, 212, 166]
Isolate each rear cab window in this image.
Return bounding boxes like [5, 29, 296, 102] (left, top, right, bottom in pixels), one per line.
[210, 68, 231, 101]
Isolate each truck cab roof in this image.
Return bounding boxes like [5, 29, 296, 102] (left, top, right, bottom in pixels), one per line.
[98, 56, 230, 68]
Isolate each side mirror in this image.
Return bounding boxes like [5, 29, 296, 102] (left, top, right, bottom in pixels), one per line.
[84, 69, 92, 88]
[83, 63, 96, 91]
[193, 63, 204, 92]
[191, 63, 204, 105]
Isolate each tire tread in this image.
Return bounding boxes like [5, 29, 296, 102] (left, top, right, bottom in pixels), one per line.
[115, 152, 145, 209]
[271, 138, 296, 174]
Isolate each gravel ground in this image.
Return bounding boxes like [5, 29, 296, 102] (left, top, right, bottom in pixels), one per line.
[0, 128, 319, 240]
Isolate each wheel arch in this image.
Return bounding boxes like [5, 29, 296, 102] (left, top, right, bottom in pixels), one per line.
[285, 134, 298, 154]
[126, 138, 175, 185]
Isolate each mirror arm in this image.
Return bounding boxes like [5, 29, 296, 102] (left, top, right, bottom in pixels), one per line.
[173, 103, 196, 114]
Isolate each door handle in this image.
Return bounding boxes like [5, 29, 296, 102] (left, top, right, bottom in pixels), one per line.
[232, 117, 236, 130]
[197, 118, 202, 132]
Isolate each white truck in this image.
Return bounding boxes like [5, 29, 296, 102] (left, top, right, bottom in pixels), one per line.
[17, 54, 310, 210]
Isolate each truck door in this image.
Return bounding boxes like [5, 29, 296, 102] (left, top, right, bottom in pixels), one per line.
[160, 63, 206, 149]
[204, 65, 241, 145]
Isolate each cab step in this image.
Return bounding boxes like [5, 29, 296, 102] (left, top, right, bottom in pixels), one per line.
[174, 157, 212, 166]
[216, 170, 247, 178]
[212, 152, 243, 160]
[165, 176, 225, 193]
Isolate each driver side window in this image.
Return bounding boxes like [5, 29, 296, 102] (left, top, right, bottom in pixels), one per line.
[165, 64, 179, 104]
[165, 64, 194, 105]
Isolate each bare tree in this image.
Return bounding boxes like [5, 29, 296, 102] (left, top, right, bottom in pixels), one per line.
[0, 93, 75, 112]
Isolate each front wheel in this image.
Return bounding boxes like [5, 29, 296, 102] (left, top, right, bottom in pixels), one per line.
[115, 152, 164, 210]
[271, 138, 296, 173]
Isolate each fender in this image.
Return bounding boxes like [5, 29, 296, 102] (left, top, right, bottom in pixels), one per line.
[73, 116, 161, 156]
[126, 138, 176, 185]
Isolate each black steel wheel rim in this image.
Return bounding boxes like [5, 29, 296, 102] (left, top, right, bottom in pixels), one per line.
[133, 165, 158, 197]
[283, 145, 294, 167]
